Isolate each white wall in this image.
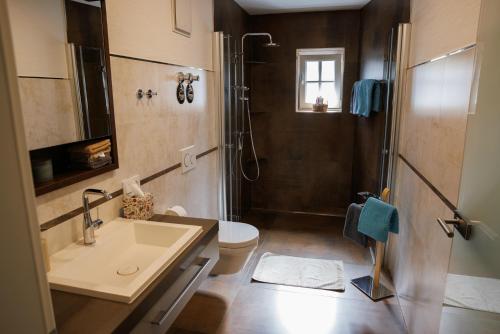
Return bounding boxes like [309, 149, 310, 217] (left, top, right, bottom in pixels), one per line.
[0, 0, 56, 331]
[107, 0, 214, 71]
[6, 0, 68, 78]
[7, 0, 216, 76]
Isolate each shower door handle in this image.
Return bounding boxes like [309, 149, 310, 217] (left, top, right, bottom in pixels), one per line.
[436, 218, 454, 238]
[436, 211, 472, 240]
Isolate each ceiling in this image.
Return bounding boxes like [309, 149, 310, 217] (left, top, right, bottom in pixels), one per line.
[234, 0, 371, 15]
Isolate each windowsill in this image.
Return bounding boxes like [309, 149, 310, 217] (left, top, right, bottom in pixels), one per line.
[296, 109, 342, 113]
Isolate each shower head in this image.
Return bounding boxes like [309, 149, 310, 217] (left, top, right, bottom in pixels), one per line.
[263, 42, 280, 48]
[242, 32, 279, 51]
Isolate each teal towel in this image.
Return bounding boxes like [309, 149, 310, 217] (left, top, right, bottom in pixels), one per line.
[358, 197, 399, 242]
[350, 79, 382, 117]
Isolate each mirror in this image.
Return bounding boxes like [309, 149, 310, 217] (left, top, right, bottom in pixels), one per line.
[66, 0, 111, 142]
[17, 0, 112, 150]
[9, 0, 118, 195]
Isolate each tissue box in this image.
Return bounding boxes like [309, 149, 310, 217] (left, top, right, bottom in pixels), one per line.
[122, 193, 154, 220]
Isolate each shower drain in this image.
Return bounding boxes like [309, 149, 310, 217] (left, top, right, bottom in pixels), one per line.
[116, 264, 139, 276]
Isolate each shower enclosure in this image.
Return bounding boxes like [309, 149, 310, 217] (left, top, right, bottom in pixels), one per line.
[215, 26, 396, 221]
[216, 32, 243, 221]
[215, 31, 279, 222]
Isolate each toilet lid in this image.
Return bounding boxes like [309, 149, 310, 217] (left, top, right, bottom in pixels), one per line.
[218, 221, 259, 249]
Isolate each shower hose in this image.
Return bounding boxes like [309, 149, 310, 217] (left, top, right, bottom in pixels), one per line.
[239, 99, 260, 182]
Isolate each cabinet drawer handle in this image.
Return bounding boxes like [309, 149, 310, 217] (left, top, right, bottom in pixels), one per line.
[151, 257, 210, 327]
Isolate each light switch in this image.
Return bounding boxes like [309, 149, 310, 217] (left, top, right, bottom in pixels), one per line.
[180, 145, 196, 173]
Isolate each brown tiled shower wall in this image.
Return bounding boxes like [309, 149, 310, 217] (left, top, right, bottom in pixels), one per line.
[353, 0, 410, 197]
[214, 0, 409, 215]
[247, 11, 361, 214]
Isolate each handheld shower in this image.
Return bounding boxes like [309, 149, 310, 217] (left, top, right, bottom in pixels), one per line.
[238, 33, 280, 182]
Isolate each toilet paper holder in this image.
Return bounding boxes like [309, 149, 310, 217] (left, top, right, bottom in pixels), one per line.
[165, 205, 187, 217]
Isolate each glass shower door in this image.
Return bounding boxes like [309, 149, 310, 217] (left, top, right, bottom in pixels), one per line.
[222, 33, 242, 222]
[439, 1, 500, 331]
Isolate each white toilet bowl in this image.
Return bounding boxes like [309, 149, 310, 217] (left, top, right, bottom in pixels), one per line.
[211, 220, 259, 275]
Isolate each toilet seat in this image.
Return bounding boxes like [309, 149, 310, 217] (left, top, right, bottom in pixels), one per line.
[218, 221, 259, 249]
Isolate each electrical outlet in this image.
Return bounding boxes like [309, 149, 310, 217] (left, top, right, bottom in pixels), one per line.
[122, 175, 141, 196]
[180, 145, 196, 173]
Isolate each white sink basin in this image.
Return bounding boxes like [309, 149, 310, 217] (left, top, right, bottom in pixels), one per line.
[47, 218, 202, 303]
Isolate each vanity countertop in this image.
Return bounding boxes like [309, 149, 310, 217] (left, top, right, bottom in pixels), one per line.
[50, 214, 218, 334]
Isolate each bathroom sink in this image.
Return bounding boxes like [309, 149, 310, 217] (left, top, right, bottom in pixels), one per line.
[47, 218, 202, 303]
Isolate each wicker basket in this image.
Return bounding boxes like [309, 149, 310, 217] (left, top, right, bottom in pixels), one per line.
[122, 192, 154, 220]
[312, 104, 328, 112]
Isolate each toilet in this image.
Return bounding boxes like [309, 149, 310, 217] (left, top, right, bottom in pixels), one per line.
[211, 220, 259, 275]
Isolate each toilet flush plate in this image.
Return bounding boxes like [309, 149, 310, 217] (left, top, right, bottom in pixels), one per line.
[180, 145, 196, 173]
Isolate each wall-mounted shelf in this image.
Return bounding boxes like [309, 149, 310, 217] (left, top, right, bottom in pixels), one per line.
[34, 164, 117, 196]
[30, 136, 118, 196]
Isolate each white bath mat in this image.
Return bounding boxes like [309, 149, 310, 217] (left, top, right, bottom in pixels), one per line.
[444, 274, 500, 314]
[252, 252, 345, 291]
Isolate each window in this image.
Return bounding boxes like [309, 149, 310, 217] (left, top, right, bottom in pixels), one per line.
[296, 48, 344, 112]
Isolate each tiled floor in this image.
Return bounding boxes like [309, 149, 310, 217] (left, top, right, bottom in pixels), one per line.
[169, 211, 407, 334]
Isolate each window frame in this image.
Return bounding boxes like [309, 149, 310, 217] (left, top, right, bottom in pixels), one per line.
[295, 48, 345, 113]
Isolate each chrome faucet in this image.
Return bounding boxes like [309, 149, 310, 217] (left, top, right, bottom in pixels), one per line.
[82, 188, 112, 245]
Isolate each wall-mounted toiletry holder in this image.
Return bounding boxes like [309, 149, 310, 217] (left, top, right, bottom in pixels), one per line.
[177, 83, 186, 104]
[186, 82, 194, 103]
[177, 72, 200, 83]
[176, 72, 199, 104]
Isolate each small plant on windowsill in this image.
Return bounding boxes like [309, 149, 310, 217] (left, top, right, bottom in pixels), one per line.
[312, 96, 328, 112]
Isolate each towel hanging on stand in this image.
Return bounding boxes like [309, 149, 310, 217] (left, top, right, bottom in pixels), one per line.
[343, 203, 368, 247]
[357, 197, 399, 243]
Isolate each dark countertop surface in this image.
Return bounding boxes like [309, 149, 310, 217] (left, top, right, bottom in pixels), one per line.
[50, 214, 218, 334]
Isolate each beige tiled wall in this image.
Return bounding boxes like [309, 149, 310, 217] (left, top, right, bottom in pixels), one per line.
[399, 48, 475, 205]
[39, 56, 218, 255]
[409, 0, 481, 66]
[18, 78, 78, 150]
[389, 160, 453, 334]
